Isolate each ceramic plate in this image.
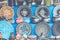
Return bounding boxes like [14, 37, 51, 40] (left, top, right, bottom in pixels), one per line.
[53, 5, 60, 17]
[35, 22, 50, 37]
[17, 6, 32, 18]
[35, 6, 50, 19]
[16, 22, 31, 35]
[0, 20, 14, 39]
[1, 6, 14, 20]
[52, 21, 60, 36]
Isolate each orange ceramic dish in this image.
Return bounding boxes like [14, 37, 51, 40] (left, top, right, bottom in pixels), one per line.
[1, 6, 14, 20]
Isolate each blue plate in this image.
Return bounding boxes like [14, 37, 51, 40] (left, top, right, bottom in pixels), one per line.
[0, 20, 14, 39]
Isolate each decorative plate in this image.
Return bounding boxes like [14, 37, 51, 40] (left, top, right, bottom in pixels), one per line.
[53, 5, 60, 17]
[1, 6, 14, 20]
[0, 20, 14, 39]
[52, 21, 60, 36]
[35, 22, 50, 37]
[17, 6, 32, 18]
[35, 6, 50, 19]
[16, 22, 31, 35]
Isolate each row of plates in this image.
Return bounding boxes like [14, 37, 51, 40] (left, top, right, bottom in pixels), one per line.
[0, 20, 60, 38]
[0, 5, 60, 22]
[0, 20, 60, 39]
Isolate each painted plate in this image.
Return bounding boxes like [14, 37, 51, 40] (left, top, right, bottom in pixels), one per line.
[35, 6, 50, 19]
[17, 6, 32, 18]
[16, 22, 31, 35]
[1, 6, 14, 20]
[52, 21, 60, 36]
[35, 22, 50, 37]
[53, 5, 60, 17]
[0, 20, 14, 39]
